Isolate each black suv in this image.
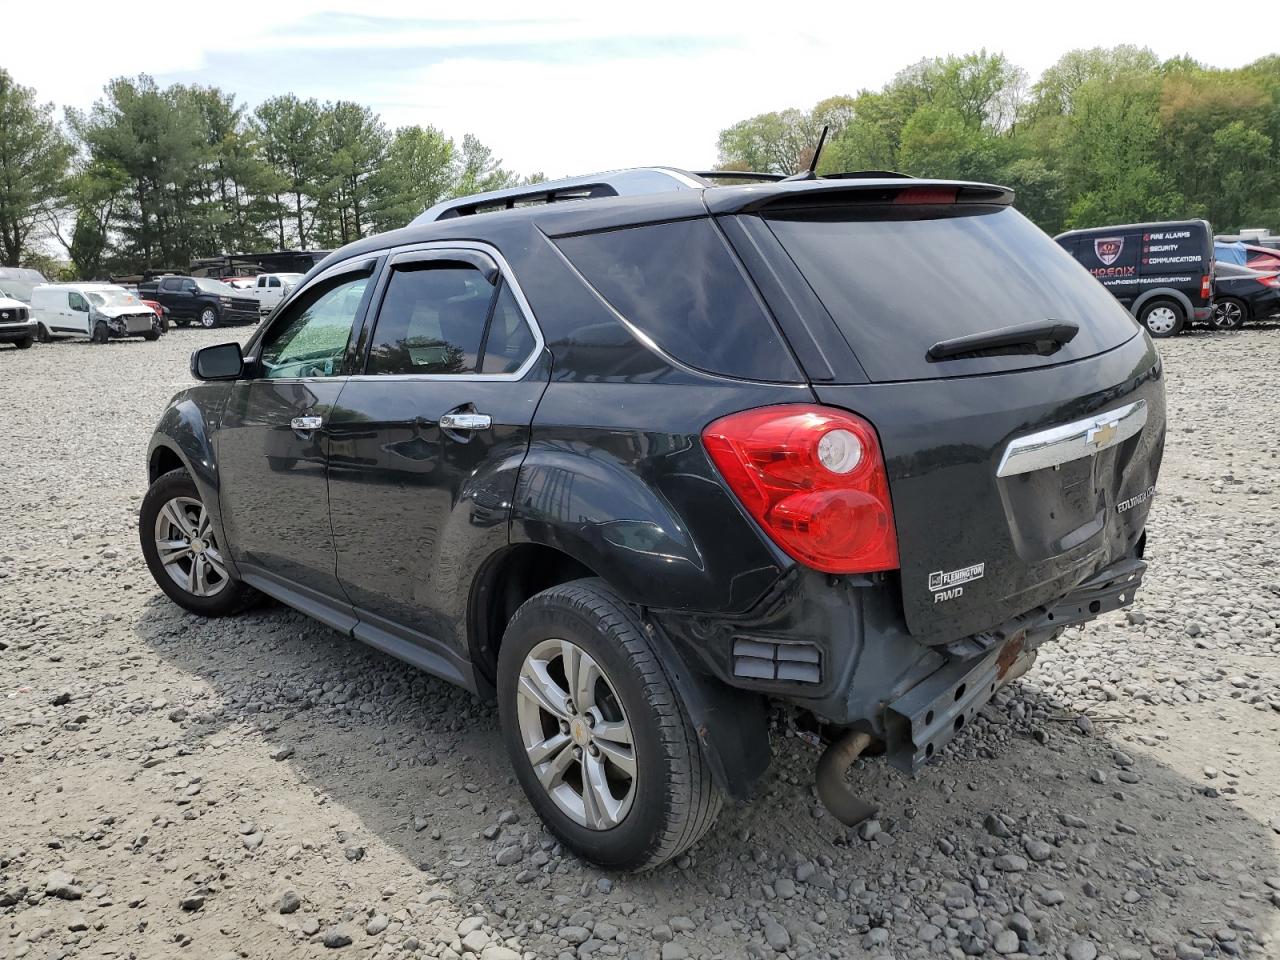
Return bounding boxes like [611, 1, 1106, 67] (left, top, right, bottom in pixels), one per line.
[1054, 219, 1214, 337]
[140, 168, 1165, 871]
[137, 275, 260, 328]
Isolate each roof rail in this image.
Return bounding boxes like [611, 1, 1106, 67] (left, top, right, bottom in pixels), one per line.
[693, 170, 787, 182]
[410, 167, 707, 225]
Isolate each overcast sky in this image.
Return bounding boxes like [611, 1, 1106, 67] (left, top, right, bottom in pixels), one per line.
[5, 1, 1269, 178]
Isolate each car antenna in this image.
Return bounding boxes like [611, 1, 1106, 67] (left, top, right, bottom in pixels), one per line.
[781, 125, 829, 182]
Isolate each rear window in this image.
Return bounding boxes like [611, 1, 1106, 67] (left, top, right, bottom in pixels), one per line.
[767, 206, 1139, 383]
[555, 218, 799, 382]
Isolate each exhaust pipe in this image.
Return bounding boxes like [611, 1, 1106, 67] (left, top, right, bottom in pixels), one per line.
[815, 729, 878, 826]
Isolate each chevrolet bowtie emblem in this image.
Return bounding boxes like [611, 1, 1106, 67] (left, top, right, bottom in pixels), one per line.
[1087, 420, 1119, 448]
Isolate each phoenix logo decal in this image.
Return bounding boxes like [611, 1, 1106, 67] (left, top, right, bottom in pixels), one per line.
[1094, 237, 1125, 266]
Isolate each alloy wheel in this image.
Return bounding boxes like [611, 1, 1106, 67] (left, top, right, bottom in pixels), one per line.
[153, 496, 229, 597]
[515, 638, 637, 830]
[1144, 306, 1177, 335]
[1211, 301, 1243, 330]
[200, 308, 217, 328]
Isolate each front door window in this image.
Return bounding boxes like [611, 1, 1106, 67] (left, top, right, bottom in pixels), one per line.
[258, 275, 370, 379]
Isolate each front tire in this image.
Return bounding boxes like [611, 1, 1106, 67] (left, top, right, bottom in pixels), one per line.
[199, 306, 219, 329]
[91, 320, 109, 344]
[1210, 297, 1247, 331]
[36, 323, 52, 343]
[14, 335, 33, 349]
[139, 468, 258, 616]
[497, 579, 722, 871]
[1137, 299, 1185, 338]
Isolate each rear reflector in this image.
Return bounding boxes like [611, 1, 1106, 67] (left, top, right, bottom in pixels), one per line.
[702, 404, 899, 574]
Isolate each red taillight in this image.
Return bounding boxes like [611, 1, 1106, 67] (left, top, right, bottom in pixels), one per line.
[702, 405, 899, 574]
[1257, 275, 1280, 289]
[893, 187, 957, 205]
[1201, 275, 1212, 299]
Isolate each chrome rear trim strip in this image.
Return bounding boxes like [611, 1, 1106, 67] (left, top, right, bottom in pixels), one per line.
[997, 399, 1147, 478]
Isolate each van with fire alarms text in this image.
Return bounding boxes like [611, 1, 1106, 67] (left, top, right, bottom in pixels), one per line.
[1055, 219, 1213, 338]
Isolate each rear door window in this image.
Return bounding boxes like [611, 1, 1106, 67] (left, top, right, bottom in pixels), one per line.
[765, 205, 1139, 383]
[554, 218, 798, 382]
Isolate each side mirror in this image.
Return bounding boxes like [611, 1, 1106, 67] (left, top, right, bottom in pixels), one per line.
[191, 342, 244, 381]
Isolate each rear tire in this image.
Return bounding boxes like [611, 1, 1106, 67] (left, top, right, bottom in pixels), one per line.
[139, 468, 258, 617]
[1137, 299, 1184, 338]
[1210, 297, 1247, 331]
[497, 579, 722, 872]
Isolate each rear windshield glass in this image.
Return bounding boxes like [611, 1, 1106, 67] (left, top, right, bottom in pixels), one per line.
[555, 218, 798, 382]
[767, 206, 1139, 383]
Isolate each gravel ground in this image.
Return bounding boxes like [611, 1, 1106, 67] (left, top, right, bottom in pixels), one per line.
[1, 323, 1278, 960]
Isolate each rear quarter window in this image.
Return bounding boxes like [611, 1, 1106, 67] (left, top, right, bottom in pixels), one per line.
[554, 218, 799, 382]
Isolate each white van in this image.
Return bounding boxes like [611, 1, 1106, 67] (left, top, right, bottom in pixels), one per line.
[251, 272, 304, 314]
[32, 283, 162, 343]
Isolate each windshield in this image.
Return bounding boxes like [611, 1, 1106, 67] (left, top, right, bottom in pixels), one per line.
[0, 279, 37, 302]
[86, 288, 140, 308]
[195, 278, 234, 294]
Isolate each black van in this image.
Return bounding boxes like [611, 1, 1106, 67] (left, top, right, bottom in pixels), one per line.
[1055, 220, 1213, 337]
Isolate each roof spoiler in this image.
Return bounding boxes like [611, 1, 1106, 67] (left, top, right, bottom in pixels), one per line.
[703, 179, 1013, 215]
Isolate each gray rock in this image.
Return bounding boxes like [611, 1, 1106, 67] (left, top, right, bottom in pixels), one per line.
[278, 889, 301, 914]
[993, 854, 1028, 872]
[764, 920, 791, 951]
[774, 877, 797, 899]
[44, 870, 82, 900]
[366, 914, 389, 935]
[1066, 940, 1098, 960]
[661, 945, 689, 960]
[1023, 838, 1053, 862]
[322, 927, 353, 948]
[494, 845, 522, 866]
[270, 744, 295, 761]
[559, 926, 590, 945]
[993, 929, 1020, 954]
[984, 814, 1012, 838]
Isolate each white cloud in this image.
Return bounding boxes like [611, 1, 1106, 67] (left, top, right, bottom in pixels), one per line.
[6, 0, 1266, 176]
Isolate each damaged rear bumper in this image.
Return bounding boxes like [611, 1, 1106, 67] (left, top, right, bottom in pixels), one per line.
[883, 557, 1146, 773]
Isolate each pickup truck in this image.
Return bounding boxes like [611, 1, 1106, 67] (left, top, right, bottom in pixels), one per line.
[137, 276, 259, 328]
[247, 272, 305, 315]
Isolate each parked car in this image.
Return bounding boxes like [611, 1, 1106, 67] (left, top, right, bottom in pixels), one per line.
[32, 283, 162, 343]
[249, 272, 305, 314]
[136, 275, 259, 328]
[1241, 244, 1280, 272]
[1209, 261, 1280, 329]
[140, 168, 1165, 871]
[141, 299, 170, 331]
[0, 266, 50, 305]
[1055, 219, 1213, 337]
[0, 291, 36, 348]
[221, 277, 259, 294]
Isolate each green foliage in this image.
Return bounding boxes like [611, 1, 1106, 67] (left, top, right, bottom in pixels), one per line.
[721, 46, 1279, 237]
[0, 68, 71, 267]
[20, 76, 520, 275]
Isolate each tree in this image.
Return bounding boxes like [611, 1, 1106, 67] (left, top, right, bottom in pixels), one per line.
[253, 95, 324, 248]
[370, 125, 456, 231]
[312, 101, 389, 246]
[0, 68, 70, 266]
[453, 134, 519, 197]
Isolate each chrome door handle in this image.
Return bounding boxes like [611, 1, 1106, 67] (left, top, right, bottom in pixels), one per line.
[438, 412, 491, 431]
[291, 415, 323, 431]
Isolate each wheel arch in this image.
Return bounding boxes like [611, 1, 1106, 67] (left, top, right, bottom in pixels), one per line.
[1131, 287, 1193, 319]
[470, 544, 772, 802]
